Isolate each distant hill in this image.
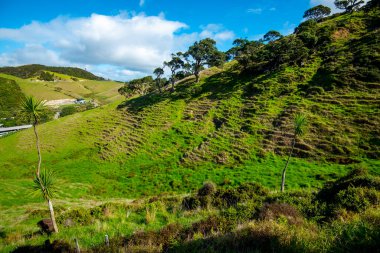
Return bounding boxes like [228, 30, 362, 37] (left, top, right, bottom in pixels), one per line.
[0, 64, 105, 80]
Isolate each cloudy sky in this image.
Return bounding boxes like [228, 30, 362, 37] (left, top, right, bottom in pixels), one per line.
[0, 0, 347, 81]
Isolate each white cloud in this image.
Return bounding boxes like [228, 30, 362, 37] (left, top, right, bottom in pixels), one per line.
[199, 24, 235, 42]
[0, 13, 194, 80]
[269, 7, 276, 11]
[0, 13, 235, 81]
[139, 0, 145, 7]
[247, 8, 263, 14]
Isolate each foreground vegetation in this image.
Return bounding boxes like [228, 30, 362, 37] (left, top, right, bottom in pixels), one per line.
[1, 168, 379, 252]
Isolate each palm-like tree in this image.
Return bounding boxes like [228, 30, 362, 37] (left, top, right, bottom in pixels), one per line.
[281, 113, 307, 192]
[21, 96, 59, 232]
[33, 169, 59, 232]
[21, 96, 45, 176]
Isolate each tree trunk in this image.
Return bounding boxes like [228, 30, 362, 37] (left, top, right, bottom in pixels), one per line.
[33, 120, 42, 177]
[171, 79, 175, 91]
[48, 198, 59, 233]
[281, 137, 296, 192]
[194, 70, 200, 83]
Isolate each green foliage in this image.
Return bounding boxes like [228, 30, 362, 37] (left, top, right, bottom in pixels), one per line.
[60, 106, 77, 117]
[33, 169, 56, 201]
[38, 71, 55, 81]
[303, 5, 331, 21]
[336, 186, 379, 212]
[294, 113, 307, 136]
[263, 30, 283, 42]
[335, 0, 365, 12]
[118, 76, 155, 97]
[21, 96, 46, 125]
[185, 38, 226, 82]
[0, 77, 23, 118]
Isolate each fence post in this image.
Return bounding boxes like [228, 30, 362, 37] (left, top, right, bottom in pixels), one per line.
[105, 234, 110, 247]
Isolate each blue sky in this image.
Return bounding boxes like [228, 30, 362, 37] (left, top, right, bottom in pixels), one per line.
[0, 0, 342, 80]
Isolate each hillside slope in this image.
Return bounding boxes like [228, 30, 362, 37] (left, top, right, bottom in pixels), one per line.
[0, 9, 379, 203]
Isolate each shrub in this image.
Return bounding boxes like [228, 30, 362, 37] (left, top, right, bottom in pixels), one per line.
[182, 196, 201, 210]
[213, 182, 268, 208]
[336, 186, 380, 212]
[60, 105, 77, 117]
[197, 181, 217, 197]
[259, 203, 304, 225]
[57, 208, 93, 226]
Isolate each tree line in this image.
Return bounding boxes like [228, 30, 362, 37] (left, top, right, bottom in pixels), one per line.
[118, 0, 376, 98]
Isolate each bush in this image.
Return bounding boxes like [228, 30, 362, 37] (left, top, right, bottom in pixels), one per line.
[57, 208, 93, 226]
[60, 105, 77, 117]
[336, 186, 380, 212]
[259, 203, 304, 225]
[182, 196, 201, 210]
[213, 182, 268, 208]
[197, 181, 217, 196]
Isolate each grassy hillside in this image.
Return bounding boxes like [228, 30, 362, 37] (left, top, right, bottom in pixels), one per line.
[0, 64, 105, 80]
[0, 6, 379, 252]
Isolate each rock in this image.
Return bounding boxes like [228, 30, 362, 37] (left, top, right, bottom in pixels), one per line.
[37, 219, 54, 234]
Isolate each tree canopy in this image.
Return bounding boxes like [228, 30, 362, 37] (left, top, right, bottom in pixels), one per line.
[263, 30, 283, 42]
[164, 52, 185, 90]
[303, 5, 331, 20]
[184, 38, 225, 83]
[334, 0, 365, 12]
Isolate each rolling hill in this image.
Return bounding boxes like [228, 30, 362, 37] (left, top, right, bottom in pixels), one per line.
[0, 64, 105, 80]
[0, 5, 379, 252]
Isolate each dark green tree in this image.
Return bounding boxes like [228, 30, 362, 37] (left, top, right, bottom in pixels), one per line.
[164, 52, 184, 90]
[153, 67, 164, 93]
[263, 30, 283, 42]
[303, 5, 331, 20]
[184, 38, 225, 83]
[226, 38, 250, 60]
[364, 0, 380, 10]
[281, 113, 307, 192]
[334, 0, 365, 12]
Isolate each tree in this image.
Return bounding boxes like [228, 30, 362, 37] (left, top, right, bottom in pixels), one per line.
[33, 168, 59, 233]
[263, 30, 283, 43]
[303, 5, 331, 20]
[21, 96, 59, 233]
[364, 0, 380, 10]
[226, 38, 250, 60]
[185, 38, 225, 83]
[334, 0, 365, 12]
[281, 113, 307, 192]
[153, 67, 164, 93]
[21, 96, 45, 177]
[164, 52, 184, 91]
